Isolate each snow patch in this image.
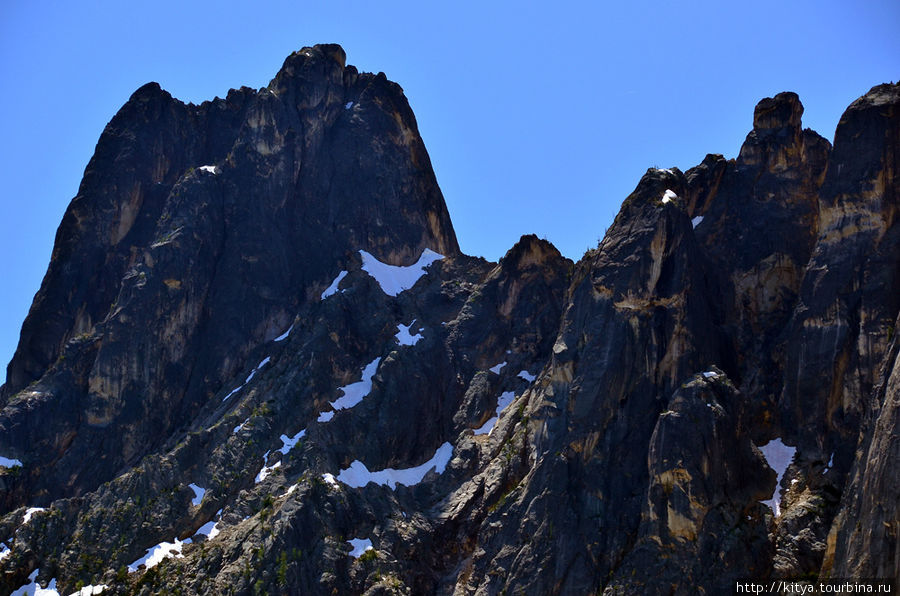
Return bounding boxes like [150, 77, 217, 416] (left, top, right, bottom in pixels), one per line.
[0, 456, 22, 468]
[496, 391, 515, 413]
[188, 483, 206, 506]
[0, 542, 9, 562]
[223, 356, 270, 402]
[222, 384, 243, 402]
[395, 321, 423, 346]
[198, 165, 217, 174]
[344, 101, 354, 110]
[473, 416, 498, 435]
[254, 452, 282, 484]
[359, 249, 444, 296]
[692, 216, 704, 228]
[347, 537, 373, 558]
[321, 271, 349, 299]
[661, 189, 678, 204]
[331, 358, 380, 411]
[194, 520, 220, 541]
[70, 585, 108, 595]
[758, 438, 797, 517]
[279, 429, 306, 455]
[517, 370, 536, 382]
[702, 371, 718, 379]
[317, 411, 335, 423]
[11, 570, 37, 596]
[336, 442, 453, 489]
[322, 473, 338, 487]
[128, 538, 190, 572]
[245, 356, 271, 384]
[489, 361, 506, 374]
[473, 391, 516, 436]
[39, 579, 59, 596]
[233, 417, 250, 433]
[23, 507, 45, 524]
[274, 324, 293, 342]
[12, 570, 60, 596]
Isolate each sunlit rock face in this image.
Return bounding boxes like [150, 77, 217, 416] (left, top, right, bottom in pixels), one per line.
[0, 45, 897, 595]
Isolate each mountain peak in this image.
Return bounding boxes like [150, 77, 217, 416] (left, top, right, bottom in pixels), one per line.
[753, 90, 803, 132]
[1, 53, 899, 595]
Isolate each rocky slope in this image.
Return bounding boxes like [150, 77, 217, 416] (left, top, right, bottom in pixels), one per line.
[0, 45, 897, 595]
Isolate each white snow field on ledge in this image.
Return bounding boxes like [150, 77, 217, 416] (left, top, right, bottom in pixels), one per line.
[194, 509, 222, 541]
[222, 356, 271, 402]
[395, 321, 423, 346]
[347, 537, 373, 558]
[128, 538, 190, 572]
[661, 189, 678, 203]
[279, 429, 306, 455]
[473, 391, 516, 436]
[758, 438, 797, 517]
[517, 370, 535, 382]
[11, 569, 66, 596]
[255, 451, 282, 483]
[273, 324, 293, 341]
[321, 271, 348, 299]
[336, 442, 453, 489]
[0, 456, 22, 468]
[330, 358, 381, 411]
[188, 483, 206, 506]
[359, 249, 444, 296]
[71, 585, 108, 595]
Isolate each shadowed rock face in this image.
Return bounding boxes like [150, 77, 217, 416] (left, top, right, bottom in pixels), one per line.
[816, 84, 900, 584]
[764, 83, 900, 582]
[1, 46, 898, 595]
[685, 91, 831, 441]
[782, 83, 900, 451]
[826, 310, 900, 581]
[605, 370, 775, 595]
[443, 170, 727, 595]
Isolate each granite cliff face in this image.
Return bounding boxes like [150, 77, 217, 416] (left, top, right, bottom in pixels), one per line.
[0, 44, 458, 510]
[0, 46, 897, 595]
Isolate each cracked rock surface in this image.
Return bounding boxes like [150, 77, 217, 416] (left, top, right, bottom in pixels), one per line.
[1, 46, 898, 595]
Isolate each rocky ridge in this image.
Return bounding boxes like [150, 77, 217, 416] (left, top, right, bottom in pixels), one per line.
[0, 46, 897, 595]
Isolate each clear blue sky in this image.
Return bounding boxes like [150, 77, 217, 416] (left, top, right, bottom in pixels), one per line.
[1, 0, 898, 384]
